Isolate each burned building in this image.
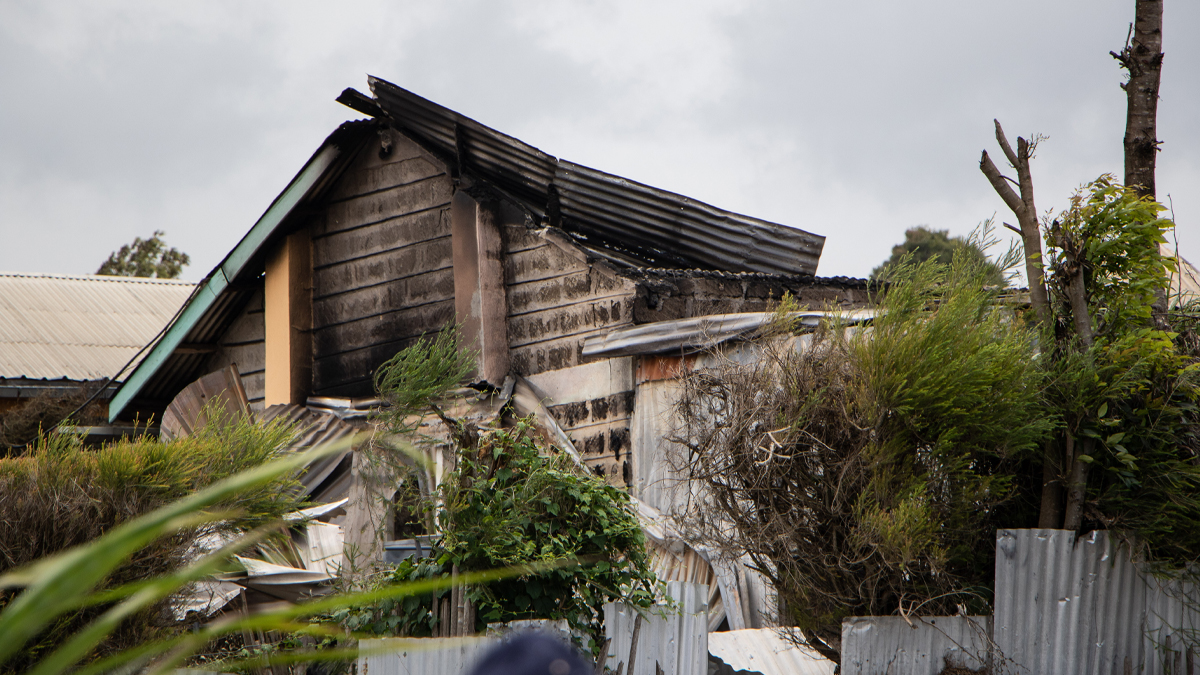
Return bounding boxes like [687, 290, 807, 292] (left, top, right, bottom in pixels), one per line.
[107, 77, 868, 487]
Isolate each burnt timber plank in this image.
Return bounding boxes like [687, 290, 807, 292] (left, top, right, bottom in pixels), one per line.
[313, 209, 450, 269]
[313, 269, 455, 329]
[312, 299, 454, 360]
[315, 177, 453, 237]
[312, 237, 452, 299]
[508, 297, 634, 349]
[324, 156, 444, 203]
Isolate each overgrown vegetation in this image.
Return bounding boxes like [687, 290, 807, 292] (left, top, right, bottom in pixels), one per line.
[332, 329, 660, 654]
[1039, 177, 1200, 562]
[0, 413, 302, 671]
[673, 182, 1200, 660]
[672, 231, 1044, 660]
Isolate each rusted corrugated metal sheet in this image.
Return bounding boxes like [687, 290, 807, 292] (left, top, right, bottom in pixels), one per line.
[367, 76, 825, 276]
[0, 272, 196, 381]
[841, 616, 991, 675]
[993, 528, 1200, 675]
[708, 628, 835, 675]
[260, 403, 361, 502]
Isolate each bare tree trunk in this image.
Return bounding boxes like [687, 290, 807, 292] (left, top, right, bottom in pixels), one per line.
[1112, 0, 1164, 200]
[1113, 0, 1169, 326]
[1062, 434, 1095, 531]
[980, 122, 1051, 334]
[1055, 227, 1096, 531]
[1038, 440, 1065, 529]
[982, 120, 1062, 527]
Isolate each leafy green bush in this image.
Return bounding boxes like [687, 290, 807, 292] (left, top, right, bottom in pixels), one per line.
[329, 420, 659, 651]
[0, 412, 302, 672]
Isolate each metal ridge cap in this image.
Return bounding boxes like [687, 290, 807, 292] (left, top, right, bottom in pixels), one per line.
[0, 272, 198, 285]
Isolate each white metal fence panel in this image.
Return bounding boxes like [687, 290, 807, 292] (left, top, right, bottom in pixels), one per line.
[840, 616, 990, 675]
[358, 637, 498, 675]
[993, 528, 1200, 675]
[603, 581, 709, 675]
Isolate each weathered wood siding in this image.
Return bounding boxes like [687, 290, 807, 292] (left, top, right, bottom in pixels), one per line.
[206, 289, 266, 411]
[310, 132, 455, 397]
[506, 220, 639, 484]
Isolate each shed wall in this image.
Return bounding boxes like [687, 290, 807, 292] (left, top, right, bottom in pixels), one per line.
[506, 220, 638, 484]
[310, 131, 456, 397]
[205, 288, 266, 411]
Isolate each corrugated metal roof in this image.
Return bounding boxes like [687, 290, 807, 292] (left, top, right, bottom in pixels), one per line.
[367, 76, 825, 276]
[709, 628, 835, 675]
[0, 272, 196, 381]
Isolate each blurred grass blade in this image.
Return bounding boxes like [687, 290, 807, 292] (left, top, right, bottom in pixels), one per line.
[0, 435, 355, 667]
[28, 526, 274, 675]
[74, 558, 580, 675]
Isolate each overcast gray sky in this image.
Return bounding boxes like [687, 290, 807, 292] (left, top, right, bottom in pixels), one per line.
[1, 1, 1196, 280]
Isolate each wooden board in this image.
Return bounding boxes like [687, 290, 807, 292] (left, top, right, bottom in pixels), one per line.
[312, 237, 452, 300]
[313, 208, 449, 269]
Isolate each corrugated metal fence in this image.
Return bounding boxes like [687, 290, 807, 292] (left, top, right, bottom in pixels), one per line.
[359, 581, 708, 675]
[841, 616, 990, 675]
[994, 528, 1200, 675]
[843, 529, 1200, 675]
[603, 581, 708, 675]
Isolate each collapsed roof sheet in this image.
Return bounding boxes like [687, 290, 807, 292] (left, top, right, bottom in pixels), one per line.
[366, 77, 825, 276]
[0, 272, 195, 381]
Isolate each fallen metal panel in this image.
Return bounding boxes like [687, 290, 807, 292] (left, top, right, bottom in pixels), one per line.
[367, 76, 825, 276]
[708, 628, 834, 675]
[603, 581, 709, 675]
[992, 528, 1200, 675]
[840, 616, 991, 675]
[582, 310, 877, 358]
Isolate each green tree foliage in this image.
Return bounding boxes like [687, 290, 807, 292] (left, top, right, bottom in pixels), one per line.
[334, 423, 658, 649]
[96, 230, 190, 279]
[0, 413, 302, 671]
[872, 225, 1005, 286]
[1040, 176, 1200, 562]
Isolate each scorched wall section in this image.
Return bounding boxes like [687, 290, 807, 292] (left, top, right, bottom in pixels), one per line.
[505, 222, 639, 484]
[205, 288, 266, 411]
[310, 131, 456, 397]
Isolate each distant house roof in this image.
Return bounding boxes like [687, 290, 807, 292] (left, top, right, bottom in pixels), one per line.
[0, 272, 195, 382]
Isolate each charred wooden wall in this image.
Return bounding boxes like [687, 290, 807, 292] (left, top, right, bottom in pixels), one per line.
[205, 289, 266, 411]
[506, 221, 639, 484]
[631, 271, 872, 323]
[309, 131, 456, 397]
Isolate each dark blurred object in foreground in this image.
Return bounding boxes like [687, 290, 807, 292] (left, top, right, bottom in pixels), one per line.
[468, 632, 591, 675]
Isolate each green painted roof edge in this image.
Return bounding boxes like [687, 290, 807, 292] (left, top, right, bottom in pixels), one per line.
[108, 143, 342, 422]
